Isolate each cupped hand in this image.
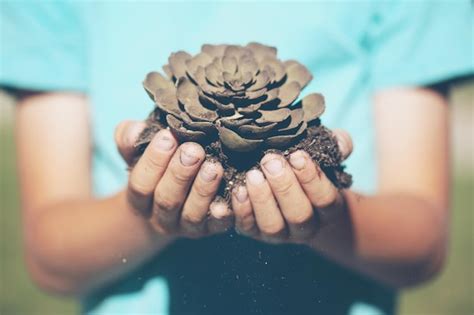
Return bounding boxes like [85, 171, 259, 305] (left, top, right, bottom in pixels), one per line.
[114, 121, 233, 239]
[231, 129, 353, 244]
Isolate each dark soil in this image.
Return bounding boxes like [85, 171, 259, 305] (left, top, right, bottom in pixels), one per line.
[134, 110, 352, 203]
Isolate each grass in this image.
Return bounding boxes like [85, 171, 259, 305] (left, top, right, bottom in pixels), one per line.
[0, 85, 472, 314]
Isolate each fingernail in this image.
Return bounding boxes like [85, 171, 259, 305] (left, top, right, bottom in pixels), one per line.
[289, 152, 306, 170]
[180, 145, 200, 166]
[263, 158, 284, 176]
[247, 169, 265, 185]
[200, 162, 218, 182]
[210, 202, 230, 219]
[234, 186, 248, 203]
[156, 131, 175, 151]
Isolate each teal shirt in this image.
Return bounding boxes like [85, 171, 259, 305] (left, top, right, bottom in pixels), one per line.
[2, 1, 472, 314]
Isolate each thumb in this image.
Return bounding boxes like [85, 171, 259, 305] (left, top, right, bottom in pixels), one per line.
[114, 120, 147, 166]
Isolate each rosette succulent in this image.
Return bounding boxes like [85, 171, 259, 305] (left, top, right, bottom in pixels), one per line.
[136, 42, 352, 198]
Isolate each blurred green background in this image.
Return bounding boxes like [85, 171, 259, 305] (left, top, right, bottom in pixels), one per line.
[0, 82, 472, 315]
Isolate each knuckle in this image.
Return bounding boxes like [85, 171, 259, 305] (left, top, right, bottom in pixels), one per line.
[144, 150, 168, 171]
[181, 212, 205, 226]
[169, 165, 195, 186]
[288, 210, 313, 226]
[260, 222, 285, 238]
[149, 219, 167, 235]
[239, 218, 257, 234]
[193, 183, 215, 199]
[153, 192, 179, 213]
[298, 168, 319, 186]
[128, 180, 150, 200]
[271, 179, 294, 196]
[249, 189, 272, 205]
[234, 206, 253, 221]
[316, 188, 338, 208]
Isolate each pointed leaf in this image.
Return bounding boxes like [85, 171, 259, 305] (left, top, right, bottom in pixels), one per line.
[277, 81, 301, 107]
[239, 54, 259, 76]
[238, 103, 262, 114]
[176, 77, 199, 106]
[186, 52, 212, 77]
[302, 93, 325, 122]
[166, 114, 207, 142]
[259, 88, 280, 108]
[285, 60, 312, 89]
[220, 117, 252, 128]
[199, 92, 235, 112]
[260, 57, 286, 84]
[143, 72, 174, 100]
[266, 121, 307, 148]
[184, 100, 219, 122]
[222, 56, 238, 74]
[169, 51, 192, 79]
[217, 125, 263, 152]
[202, 44, 227, 58]
[177, 78, 218, 122]
[249, 70, 270, 91]
[239, 122, 277, 137]
[256, 108, 291, 124]
[180, 112, 216, 133]
[162, 64, 174, 80]
[246, 42, 277, 62]
[154, 87, 181, 117]
[278, 108, 304, 133]
[224, 45, 248, 60]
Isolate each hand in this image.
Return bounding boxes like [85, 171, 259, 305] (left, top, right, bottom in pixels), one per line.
[231, 129, 353, 244]
[114, 121, 233, 239]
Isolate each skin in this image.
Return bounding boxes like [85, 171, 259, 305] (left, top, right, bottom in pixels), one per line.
[15, 87, 449, 296]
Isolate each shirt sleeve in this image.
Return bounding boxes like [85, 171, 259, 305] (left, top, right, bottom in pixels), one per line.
[368, 0, 473, 89]
[0, 1, 88, 92]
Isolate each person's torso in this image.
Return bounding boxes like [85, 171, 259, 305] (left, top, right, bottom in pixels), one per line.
[79, 2, 392, 314]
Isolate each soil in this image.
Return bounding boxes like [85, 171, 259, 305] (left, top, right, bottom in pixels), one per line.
[135, 111, 352, 202]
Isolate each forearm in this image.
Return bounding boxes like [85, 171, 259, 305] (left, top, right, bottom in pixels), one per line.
[25, 190, 172, 296]
[309, 190, 447, 288]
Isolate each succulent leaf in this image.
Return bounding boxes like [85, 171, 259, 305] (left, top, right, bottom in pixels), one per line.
[168, 51, 192, 79]
[285, 60, 313, 88]
[256, 108, 291, 124]
[143, 72, 174, 100]
[217, 125, 264, 152]
[143, 42, 322, 153]
[302, 93, 325, 123]
[277, 81, 301, 108]
[166, 114, 207, 142]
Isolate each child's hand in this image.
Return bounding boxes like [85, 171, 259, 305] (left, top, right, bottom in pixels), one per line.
[231, 129, 353, 244]
[115, 121, 233, 239]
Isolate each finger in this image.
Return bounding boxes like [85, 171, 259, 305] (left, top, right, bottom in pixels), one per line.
[180, 161, 224, 237]
[288, 150, 339, 209]
[127, 129, 177, 215]
[115, 120, 147, 165]
[332, 129, 353, 161]
[152, 142, 205, 232]
[207, 201, 234, 234]
[261, 154, 316, 240]
[232, 186, 259, 237]
[246, 169, 287, 242]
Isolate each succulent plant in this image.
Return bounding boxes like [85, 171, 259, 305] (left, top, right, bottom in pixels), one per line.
[136, 43, 351, 199]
